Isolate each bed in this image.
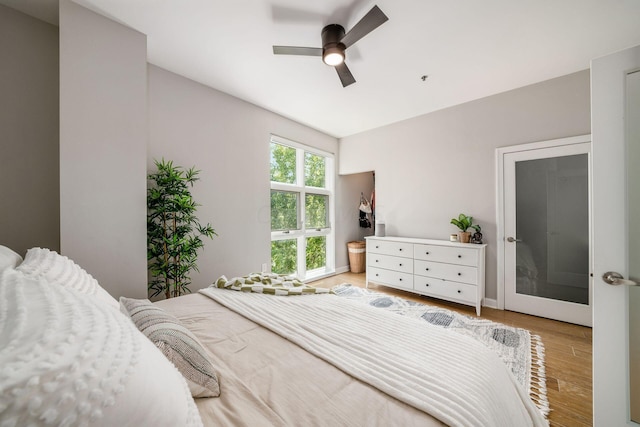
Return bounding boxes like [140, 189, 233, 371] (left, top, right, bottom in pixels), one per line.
[0, 247, 548, 427]
[156, 292, 445, 426]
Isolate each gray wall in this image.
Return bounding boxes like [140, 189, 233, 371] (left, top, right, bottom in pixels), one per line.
[339, 70, 591, 301]
[0, 4, 59, 256]
[147, 65, 340, 290]
[59, 0, 147, 298]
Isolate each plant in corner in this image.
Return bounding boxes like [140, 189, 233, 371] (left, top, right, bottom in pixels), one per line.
[147, 158, 216, 299]
[450, 213, 480, 244]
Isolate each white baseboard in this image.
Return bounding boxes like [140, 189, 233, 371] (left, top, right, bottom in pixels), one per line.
[335, 265, 350, 274]
[483, 298, 498, 309]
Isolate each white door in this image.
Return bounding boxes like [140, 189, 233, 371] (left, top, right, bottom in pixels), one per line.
[592, 45, 640, 425]
[498, 137, 592, 326]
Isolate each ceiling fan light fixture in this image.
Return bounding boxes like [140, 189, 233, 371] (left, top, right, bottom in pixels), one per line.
[272, 6, 389, 87]
[323, 46, 345, 66]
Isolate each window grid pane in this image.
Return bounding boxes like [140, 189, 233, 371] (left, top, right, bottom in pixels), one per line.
[271, 239, 297, 274]
[306, 236, 326, 271]
[305, 193, 328, 229]
[270, 143, 296, 184]
[304, 152, 326, 188]
[271, 190, 298, 231]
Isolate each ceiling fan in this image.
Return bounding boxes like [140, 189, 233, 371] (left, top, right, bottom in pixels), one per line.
[272, 5, 389, 87]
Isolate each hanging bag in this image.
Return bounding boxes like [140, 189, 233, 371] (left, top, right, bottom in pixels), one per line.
[359, 193, 372, 214]
[358, 192, 372, 228]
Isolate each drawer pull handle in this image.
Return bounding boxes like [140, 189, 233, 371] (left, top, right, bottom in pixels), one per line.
[458, 273, 462, 276]
[375, 259, 379, 262]
[399, 263, 403, 266]
[425, 283, 430, 287]
[425, 268, 430, 271]
[376, 245, 379, 248]
[458, 255, 462, 258]
[457, 290, 461, 293]
[375, 273, 379, 277]
[425, 252, 430, 255]
[399, 248, 403, 252]
[399, 278, 403, 281]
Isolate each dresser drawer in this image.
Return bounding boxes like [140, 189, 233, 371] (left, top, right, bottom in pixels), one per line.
[413, 276, 477, 304]
[368, 267, 413, 290]
[413, 244, 478, 266]
[367, 240, 413, 257]
[414, 260, 478, 285]
[367, 253, 413, 274]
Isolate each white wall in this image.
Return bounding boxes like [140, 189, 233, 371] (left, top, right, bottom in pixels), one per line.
[148, 65, 339, 290]
[339, 70, 591, 300]
[0, 5, 59, 255]
[59, 0, 147, 298]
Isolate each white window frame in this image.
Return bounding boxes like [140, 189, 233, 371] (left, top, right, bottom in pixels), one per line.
[270, 134, 335, 280]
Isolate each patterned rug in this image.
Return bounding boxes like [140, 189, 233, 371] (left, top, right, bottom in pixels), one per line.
[332, 284, 549, 417]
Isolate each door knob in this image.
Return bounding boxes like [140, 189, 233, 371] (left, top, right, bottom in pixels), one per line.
[602, 271, 639, 286]
[506, 237, 522, 243]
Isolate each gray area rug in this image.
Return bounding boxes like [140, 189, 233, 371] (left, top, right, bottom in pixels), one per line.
[332, 283, 549, 417]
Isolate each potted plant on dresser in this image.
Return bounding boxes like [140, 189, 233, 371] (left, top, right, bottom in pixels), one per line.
[450, 213, 480, 243]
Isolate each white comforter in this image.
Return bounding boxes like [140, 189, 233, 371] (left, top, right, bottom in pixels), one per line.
[199, 288, 548, 427]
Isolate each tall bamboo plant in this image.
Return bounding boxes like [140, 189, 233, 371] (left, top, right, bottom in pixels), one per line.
[147, 159, 216, 299]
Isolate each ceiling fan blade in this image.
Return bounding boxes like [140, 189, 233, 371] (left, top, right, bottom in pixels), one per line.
[273, 46, 322, 56]
[340, 5, 388, 48]
[335, 62, 356, 87]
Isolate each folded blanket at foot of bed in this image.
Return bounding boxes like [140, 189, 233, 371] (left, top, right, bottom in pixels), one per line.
[212, 273, 330, 295]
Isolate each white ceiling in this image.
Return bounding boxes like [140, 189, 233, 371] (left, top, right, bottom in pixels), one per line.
[4, 0, 640, 138]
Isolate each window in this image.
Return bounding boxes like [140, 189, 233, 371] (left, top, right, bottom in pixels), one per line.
[270, 135, 334, 280]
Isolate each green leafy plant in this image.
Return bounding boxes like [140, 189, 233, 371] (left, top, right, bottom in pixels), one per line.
[147, 159, 216, 299]
[450, 213, 480, 232]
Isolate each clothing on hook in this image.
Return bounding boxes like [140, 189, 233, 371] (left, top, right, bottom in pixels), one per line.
[359, 192, 372, 214]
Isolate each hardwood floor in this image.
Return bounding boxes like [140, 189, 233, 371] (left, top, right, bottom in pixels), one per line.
[311, 272, 593, 427]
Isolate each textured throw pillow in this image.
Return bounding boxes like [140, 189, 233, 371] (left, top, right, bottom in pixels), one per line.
[120, 297, 221, 398]
[0, 268, 203, 427]
[0, 245, 22, 272]
[16, 247, 119, 309]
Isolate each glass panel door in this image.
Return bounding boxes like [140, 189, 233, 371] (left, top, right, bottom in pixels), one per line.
[515, 155, 589, 304]
[502, 139, 592, 326]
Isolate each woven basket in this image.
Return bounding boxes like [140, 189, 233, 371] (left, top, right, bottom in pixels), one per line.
[347, 241, 366, 273]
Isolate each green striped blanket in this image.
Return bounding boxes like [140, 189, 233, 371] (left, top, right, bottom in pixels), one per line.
[212, 273, 330, 295]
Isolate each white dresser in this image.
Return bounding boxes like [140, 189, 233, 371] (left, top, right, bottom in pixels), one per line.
[365, 236, 486, 315]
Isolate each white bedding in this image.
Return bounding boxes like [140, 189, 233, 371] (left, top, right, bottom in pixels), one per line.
[199, 288, 548, 427]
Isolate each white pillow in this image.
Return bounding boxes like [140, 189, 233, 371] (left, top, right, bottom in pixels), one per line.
[17, 247, 119, 309]
[0, 245, 22, 272]
[0, 268, 203, 427]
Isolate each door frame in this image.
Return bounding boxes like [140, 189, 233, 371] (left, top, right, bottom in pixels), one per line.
[495, 134, 592, 313]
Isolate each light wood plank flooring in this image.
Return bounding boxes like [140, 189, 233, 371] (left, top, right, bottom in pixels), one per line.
[311, 272, 593, 427]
